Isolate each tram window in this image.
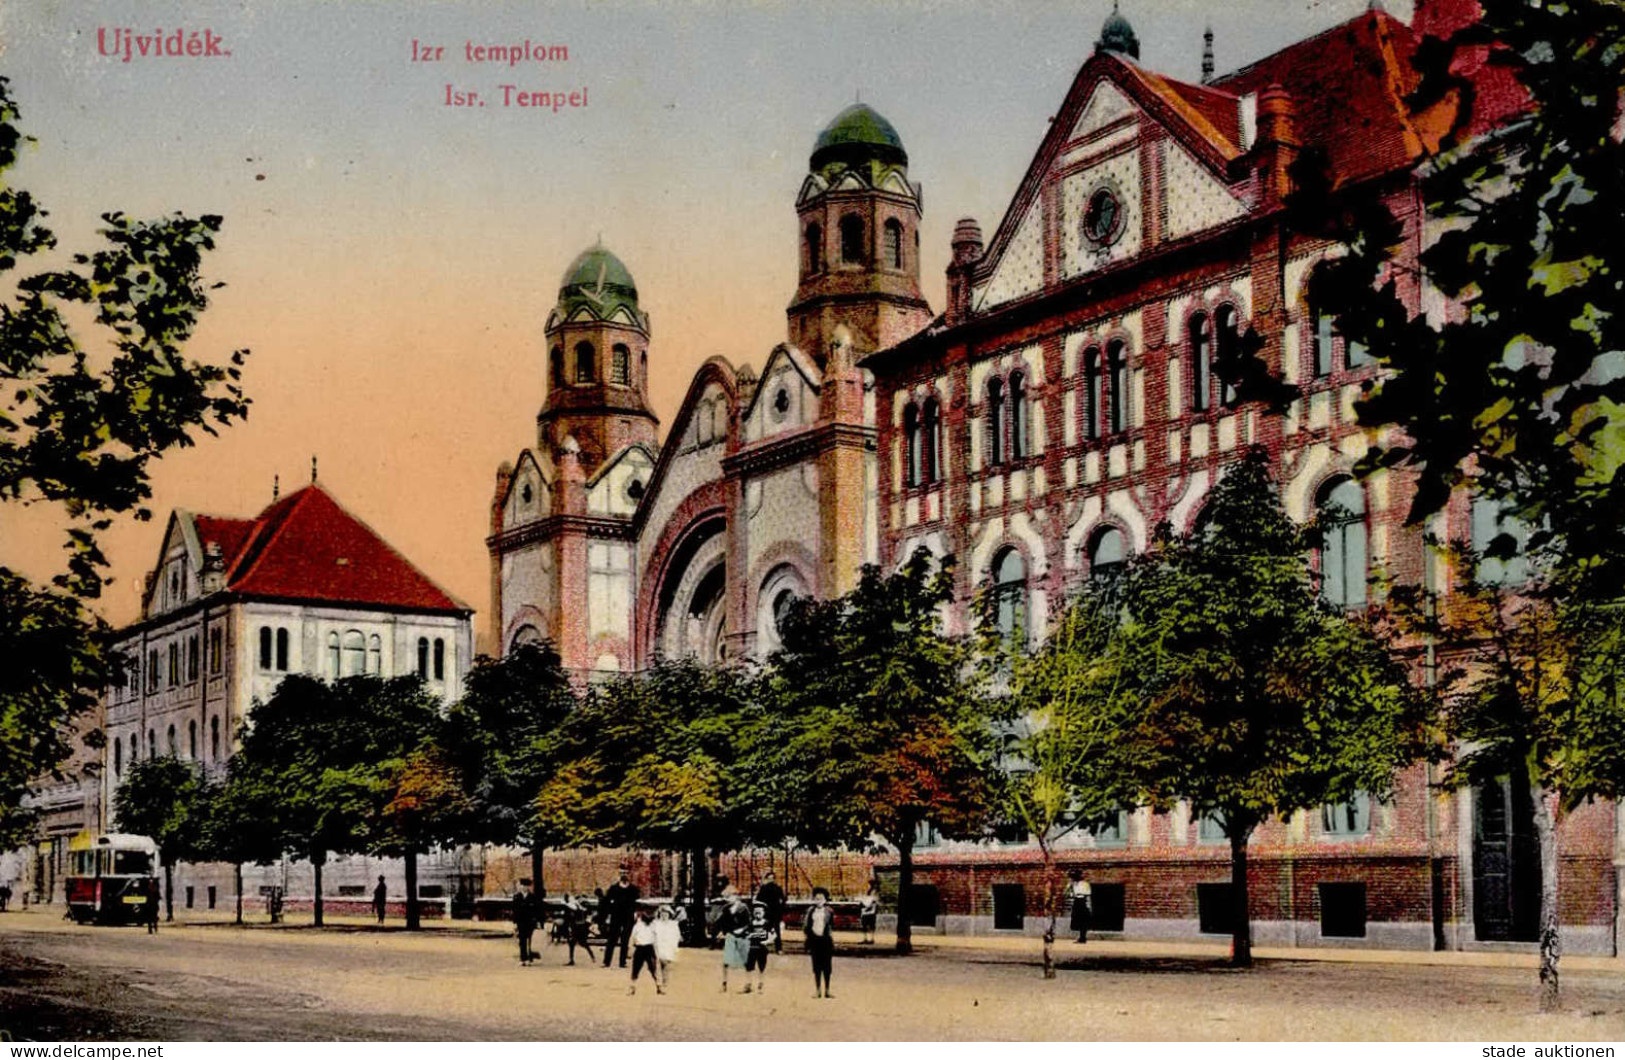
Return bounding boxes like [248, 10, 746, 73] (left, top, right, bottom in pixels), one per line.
[114, 850, 153, 875]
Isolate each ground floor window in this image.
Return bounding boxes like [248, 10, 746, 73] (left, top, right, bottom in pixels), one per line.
[185, 886, 195, 909]
[906, 884, 940, 928]
[1196, 882, 1237, 935]
[992, 883, 1026, 930]
[1318, 882, 1367, 938]
[207, 886, 217, 910]
[1089, 883, 1126, 932]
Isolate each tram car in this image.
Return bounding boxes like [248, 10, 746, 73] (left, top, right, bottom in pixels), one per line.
[63, 833, 159, 925]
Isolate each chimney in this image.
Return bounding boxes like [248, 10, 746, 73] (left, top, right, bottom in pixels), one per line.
[946, 217, 984, 328]
[1201, 27, 1215, 84]
[556, 436, 586, 515]
[1254, 85, 1299, 204]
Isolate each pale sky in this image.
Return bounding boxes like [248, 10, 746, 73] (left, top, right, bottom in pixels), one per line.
[0, 0, 1413, 643]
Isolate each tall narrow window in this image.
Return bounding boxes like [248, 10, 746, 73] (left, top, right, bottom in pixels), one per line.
[187, 635, 199, 682]
[1215, 305, 1239, 406]
[1009, 372, 1029, 460]
[805, 223, 823, 273]
[1318, 477, 1368, 608]
[188, 720, 197, 759]
[148, 729, 156, 760]
[885, 219, 904, 269]
[209, 628, 222, 674]
[367, 634, 382, 675]
[903, 404, 921, 488]
[147, 650, 159, 692]
[611, 344, 630, 385]
[574, 341, 596, 384]
[1471, 494, 1531, 586]
[327, 632, 341, 676]
[922, 398, 942, 484]
[1107, 341, 1128, 434]
[433, 638, 446, 682]
[210, 716, 220, 762]
[275, 628, 289, 672]
[343, 631, 366, 677]
[1189, 312, 1211, 412]
[114, 737, 122, 778]
[168, 643, 179, 687]
[1084, 348, 1103, 441]
[550, 346, 564, 388]
[258, 627, 272, 671]
[167, 725, 177, 757]
[840, 214, 865, 264]
[1314, 305, 1335, 377]
[417, 637, 430, 679]
[987, 378, 1006, 467]
[992, 548, 1028, 645]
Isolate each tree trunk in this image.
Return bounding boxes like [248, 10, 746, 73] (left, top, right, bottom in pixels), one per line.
[311, 853, 325, 928]
[234, 862, 243, 925]
[163, 861, 174, 922]
[896, 835, 914, 955]
[1229, 828, 1253, 968]
[530, 845, 545, 897]
[405, 848, 420, 931]
[1532, 787, 1562, 1013]
[689, 846, 708, 946]
[1040, 839, 1057, 980]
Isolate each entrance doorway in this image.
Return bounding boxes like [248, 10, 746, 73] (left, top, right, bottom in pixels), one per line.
[1472, 776, 1540, 942]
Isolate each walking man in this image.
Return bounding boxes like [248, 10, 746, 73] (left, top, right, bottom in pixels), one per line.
[372, 875, 387, 924]
[513, 879, 537, 965]
[601, 869, 640, 968]
[805, 886, 836, 999]
[755, 870, 786, 954]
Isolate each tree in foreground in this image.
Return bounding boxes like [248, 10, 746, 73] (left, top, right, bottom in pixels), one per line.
[0, 75, 249, 848]
[196, 769, 284, 925]
[765, 549, 998, 954]
[1110, 453, 1433, 966]
[112, 755, 205, 921]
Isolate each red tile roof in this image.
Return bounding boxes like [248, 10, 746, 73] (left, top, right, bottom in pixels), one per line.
[196, 485, 468, 614]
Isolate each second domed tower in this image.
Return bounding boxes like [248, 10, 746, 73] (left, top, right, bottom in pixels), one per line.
[539, 244, 660, 476]
[787, 103, 934, 364]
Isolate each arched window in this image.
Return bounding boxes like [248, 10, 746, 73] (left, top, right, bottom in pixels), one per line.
[1189, 312, 1211, 412]
[903, 404, 921, 488]
[343, 631, 366, 677]
[1107, 340, 1128, 434]
[258, 627, 272, 671]
[611, 344, 631, 385]
[147, 729, 156, 760]
[188, 720, 197, 759]
[1314, 297, 1336, 378]
[992, 548, 1028, 644]
[327, 632, 341, 676]
[147, 649, 158, 692]
[1318, 477, 1367, 608]
[209, 628, 222, 674]
[1471, 494, 1531, 586]
[922, 398, 942, 484]
[187, 635, 199, 682]
[840, 214, 865, 264]
[417, 637, 430, 678]
[805, 223, 823, 273]
[367, 634, 382, 675]
[1089, 526, 1127, 581]
[166, 724, 177, 757]
[275, 627, 289, 672]
[885, 219, 904, 269]
[210, 716, 220, 762]
[574, 341, 596, 384]
[1084, 347, 1103, 441]
[114, 737, 122, 778]
[1009, 372, 1029, 460]
[550, 346, 564, 388]
[168, 643, 179, 687]
[986, 378, 1006, 467]
[1215, 304, 1239, 407]
[509, 626, 543, 653]
[433, 638, 446, 682]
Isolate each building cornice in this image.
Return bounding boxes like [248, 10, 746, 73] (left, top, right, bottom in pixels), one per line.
[487, 512, 637, 554]
[722, 421, 875, 479]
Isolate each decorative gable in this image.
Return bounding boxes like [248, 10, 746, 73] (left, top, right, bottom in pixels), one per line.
[1071, 80, 1135, 140]
[973, 198, 1045, 312]
[742, 345, 821, 443]
[1163, 138, 1247, 241]
[504, 450, 551, 530]
[587, 444, 655, 518]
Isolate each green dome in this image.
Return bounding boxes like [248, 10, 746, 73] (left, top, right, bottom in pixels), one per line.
[811, 103, 908, 171]
[1097, 4, 1140, 59]
[556, 244, 640, 320]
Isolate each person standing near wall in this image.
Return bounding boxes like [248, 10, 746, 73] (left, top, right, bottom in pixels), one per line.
[1069, 871, 1091, 944]
[372, 875, 387, 925]
[805, 886, 836, 999]
[513, 879, 537, 966]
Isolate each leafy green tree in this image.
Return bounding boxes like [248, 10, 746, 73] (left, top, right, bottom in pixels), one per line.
[375, 743, 471, 930]
[997, 585, 1142, 978]
[112, 755, 205, 921]
[764, 549, 998, 954]
[1109, 453, 1433, 966]
[195, 768, 284, 925]
[0, 75, 249, 848]
[442, 642, 577, 889]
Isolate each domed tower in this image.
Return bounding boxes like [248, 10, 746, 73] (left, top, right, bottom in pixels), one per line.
[539, 244, 660, 475]
[787, 103, 934, 365]
[1096, 1, 1141, 59]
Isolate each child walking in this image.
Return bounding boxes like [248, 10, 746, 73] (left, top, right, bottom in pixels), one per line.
[652, 904, 681, 994]
[627, 909, 658, 994]
[741, 899, 771, 994]
[805, 887, 836, 999]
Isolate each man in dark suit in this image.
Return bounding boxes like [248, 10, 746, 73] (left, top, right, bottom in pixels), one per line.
[513, 879, 537, 965]
[755, 870, 786, 953]
[601, 870, 640, 968]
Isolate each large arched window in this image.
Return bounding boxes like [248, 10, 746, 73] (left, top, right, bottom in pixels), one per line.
[987, 378, 1006, 467]
[992, 548, 1028, 644]
[611, 344, 631, 385]
[1084, 347, 1103, 441]
[1088, 526, 1127, 581]
[885, 219, 904, 269]
[343, 630, 366, 676]
[805, 223, 823, 273]
[840, 214, 865, 264]
[1009, 372, 1029, 460]
[1215, 304, 1239, 407]
[275, 627, 289, 672]
[903, 404, 921, 488]
[1189, 311, 1211, 412]
[1107, 340, 1128, 434]
[922, 398, 942, 484]
[574, 341, 596, 384]
[367, 634, 382, 675]
[1318, 477, 1368, 608]
[509, 625, 544, 654]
